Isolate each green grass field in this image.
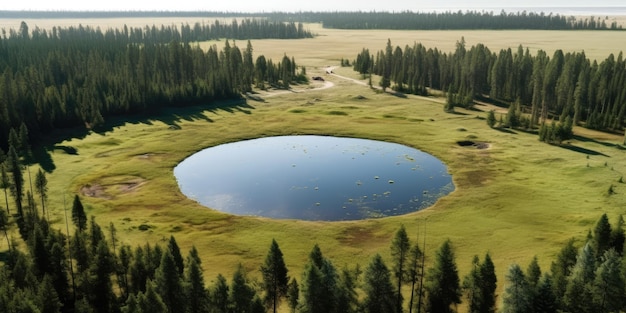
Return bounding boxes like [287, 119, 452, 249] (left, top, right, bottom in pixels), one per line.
[11, 20, 626, 304]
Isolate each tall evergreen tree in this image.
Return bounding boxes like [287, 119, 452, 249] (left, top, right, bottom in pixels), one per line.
[155, 249, 185, 313]
[0, 165, 11, 215]
[407, 241, 423, 313]
[183, 251, 209, 313]
[502, 264, 531, 313]
[88, 240, 117, 313]
[425, 239, 461, 313]
[34, 169, 48, 218]
[138, 281, 167, 313]
[7, 146, 23, 220]
[533, 274, 557, 313]
[229, 264, 257, 313]
[260, 239, 289, 313]
[593, 213, 613, 260]
[592, 249, 624, 313]
[72, 195, 87, 232]
[210, 274, 230, 313]
[167, 236, 184, 277]
[286, 278, 299, 313]
[362, 254, 396, 313]
[610, 215, 625, 255]
[563, 242, 596, 313]
[550, 238, 578, 305]
[390, 225, 410, 313]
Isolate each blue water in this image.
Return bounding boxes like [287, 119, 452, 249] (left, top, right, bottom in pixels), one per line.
[174, 136, 454, 221]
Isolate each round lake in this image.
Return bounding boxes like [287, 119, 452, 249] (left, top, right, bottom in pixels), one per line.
[174, 136, 454, 221]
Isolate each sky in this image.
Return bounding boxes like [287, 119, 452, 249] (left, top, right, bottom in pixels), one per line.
[2, 0, 625, 12]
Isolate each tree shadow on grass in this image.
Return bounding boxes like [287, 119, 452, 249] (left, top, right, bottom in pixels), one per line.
[492, 127, 517, 135]
[559, 144, 609, 157]
[32, 98, 255, 174]
[573, 134, 623, 149]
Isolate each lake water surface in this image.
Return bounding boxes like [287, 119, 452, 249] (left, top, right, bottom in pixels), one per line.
[174, 136, 454, 221]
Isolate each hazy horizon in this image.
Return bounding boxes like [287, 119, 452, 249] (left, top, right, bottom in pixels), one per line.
[2, 0, 626, 13]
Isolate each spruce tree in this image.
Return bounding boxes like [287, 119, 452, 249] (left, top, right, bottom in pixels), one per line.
[478, 253, 497, 313]
[462, 255, 482, 313]
[502, 264, 531, 313]
[72, 195, 87, 232]
[183, 253, 209, 313]
[533, 274, 557, 313]
[229, 264, 256, 313]
[425, 239, 461, 313]
[260, 239, 289, 313]
[563, 242, 595, 313]
[362, 254, 395, 313]
[0, 165, 11, 215]
[210, 274, 229, 313]
[34, 169, 47, 218]
[390, 225, 410, 313]
[138, 281, 167, 313]
[286, 278, 299, 313]
[0, 210, 9, 250]
[155, 250, 185, 313]
[592, 249, 624, 312]
[167, 236, 184, 277]
[89, 240, 116, 313]
[593, 214, 612, 259]
[7, 146, 23, 220]
[610, 215, 625, 255]
[487, 110, 496, 128]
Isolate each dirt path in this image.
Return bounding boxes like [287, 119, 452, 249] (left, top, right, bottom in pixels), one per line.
[324, 66, 446, 104]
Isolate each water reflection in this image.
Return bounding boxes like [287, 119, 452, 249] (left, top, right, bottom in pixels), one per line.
[174, 136, 453, 221]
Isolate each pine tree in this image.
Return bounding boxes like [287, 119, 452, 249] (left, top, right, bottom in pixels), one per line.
[0, 210, 10, 250]
[72, 195, 87, 232]
[610, 215, 625, 255]
[183, 251, 209, 313]
[7, 146, 23, 220]
[34, 168, 48, 218]
[487, 110, 496, 128]
[286, 278, 299, 313]
[138, 281, 167, 313]
[592, 249, 624, 312]
[478, 253, 497, 313]
[89, 240, 117, 313]
[593, 214, 612, 259]
[390, 225, 410, 313]
[260, 239, 289, 313]
[550, 238, 577, 305]
[229, 264, 256, 313]
[533, 274, 557, 313]
[167, 236, 184, 277]
[210, 274, 229, 313]
[362, 254, 395, 313]
[563, 242, 595, 313]
[526, 256, 542, 287]
[462, 255, 482, 313]
[155, 249, 185, 313]
[407, 241, 423, 313]
[502, 264, 531, 313]
[425, 239, 461, 313]
[0, 165, 11, 215]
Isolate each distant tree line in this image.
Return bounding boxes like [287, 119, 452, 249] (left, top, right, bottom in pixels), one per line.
[316, 11, 622, 30]
[1, 10, 620, 31]
[353, 39, 626, 135]
[0, 22, 306, 151]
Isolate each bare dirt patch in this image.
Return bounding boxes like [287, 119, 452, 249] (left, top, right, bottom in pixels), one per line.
[81, 176, 146, 199]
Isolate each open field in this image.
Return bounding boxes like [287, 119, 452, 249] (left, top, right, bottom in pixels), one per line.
[4, 17, 626, 308]
[1, 17, 625, 61]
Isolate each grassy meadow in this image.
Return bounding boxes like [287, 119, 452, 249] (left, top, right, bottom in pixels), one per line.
[8, 17, 626, 304]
